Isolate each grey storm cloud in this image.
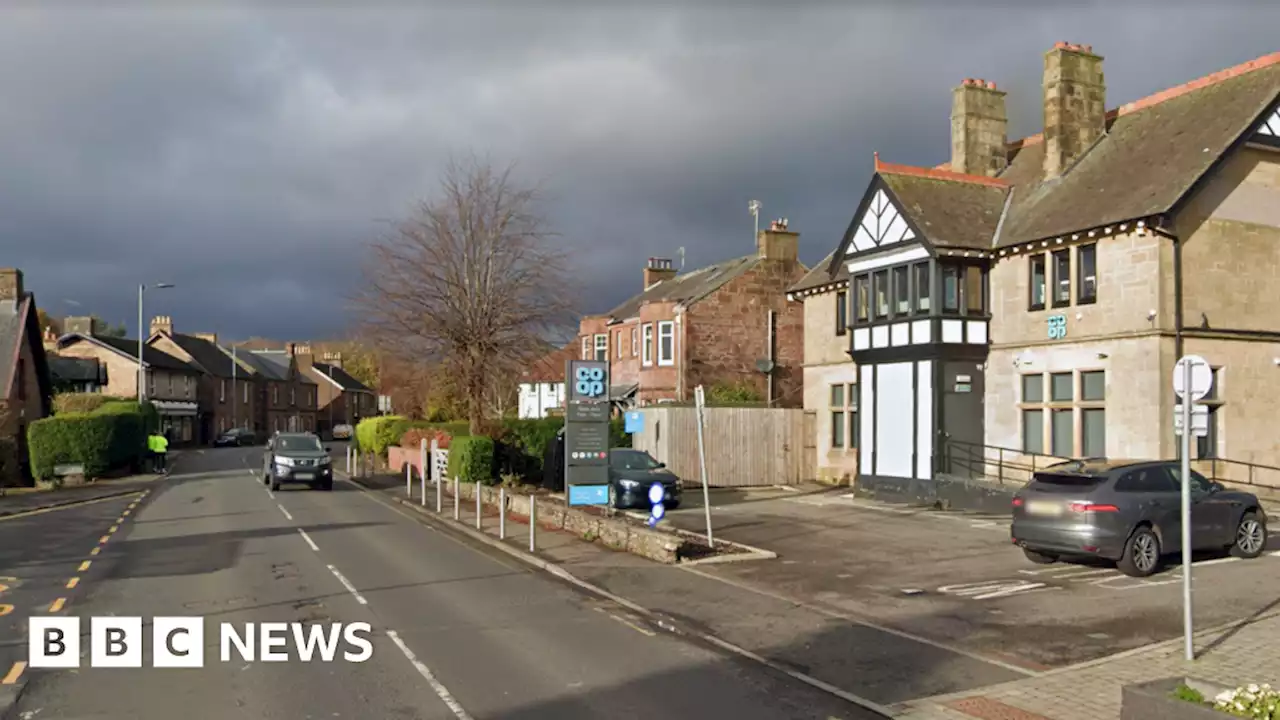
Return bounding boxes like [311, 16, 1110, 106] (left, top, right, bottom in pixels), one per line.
[0, 3, 1273, 341]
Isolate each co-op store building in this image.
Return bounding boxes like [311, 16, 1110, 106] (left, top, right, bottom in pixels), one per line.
[795, 44, 1280, 490]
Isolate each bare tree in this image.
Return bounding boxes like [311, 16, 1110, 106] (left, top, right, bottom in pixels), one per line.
[354, 154, 578, 434]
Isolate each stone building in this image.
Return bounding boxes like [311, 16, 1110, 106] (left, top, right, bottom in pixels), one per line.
[575, 222, 808, 407]
[800, 43, 1280, 489]
[147, 315, 255, 443]
[0, 268, 53, 485]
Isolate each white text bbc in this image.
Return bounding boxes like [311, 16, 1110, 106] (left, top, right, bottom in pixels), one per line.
[29, 618, 374, 668]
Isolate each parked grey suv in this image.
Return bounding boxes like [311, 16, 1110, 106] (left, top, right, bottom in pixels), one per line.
[1011, 459, 1267, 578]
[263, 432, 334, 491]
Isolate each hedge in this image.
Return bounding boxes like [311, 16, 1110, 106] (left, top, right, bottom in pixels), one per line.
[446, 435, 495, 485]
[27, 400, 154, 480]
[53, 393, 111, 415]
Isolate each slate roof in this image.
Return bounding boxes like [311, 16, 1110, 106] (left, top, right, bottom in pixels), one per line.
[82, 334, 196, 372]
[239, 351, 291, 381]
[0, 308, 21, 395]
[163, 333, 239, 378]
[313, 362, 372, 392]
[601, 255, 760, 322]
[787, 250, 848, 295]
[995, 60, 1280, 248]
[49, 356, 102, 383]
[879, 170, 1009, 251]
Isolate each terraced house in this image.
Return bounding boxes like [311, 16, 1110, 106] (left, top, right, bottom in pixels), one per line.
[233, 344, 318, 434]
[577, 221, 807, 408]
[146, 315, 255, 443]
[798, 43, 1280, 490]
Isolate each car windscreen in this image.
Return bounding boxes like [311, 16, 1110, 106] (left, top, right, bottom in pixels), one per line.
[276, 436, 322, 453]
[1030, 472, 1106, 488]
[609, 450, 660, 470]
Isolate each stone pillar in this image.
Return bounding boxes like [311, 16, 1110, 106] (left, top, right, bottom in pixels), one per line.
[1043, 42, 1106, 179]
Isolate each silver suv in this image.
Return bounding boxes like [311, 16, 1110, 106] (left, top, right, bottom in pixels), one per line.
[263, 432, 334, 492]
[1011, 459, 1267, 577]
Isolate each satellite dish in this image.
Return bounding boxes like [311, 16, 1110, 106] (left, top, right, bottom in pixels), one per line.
[755, 358, 775, 374]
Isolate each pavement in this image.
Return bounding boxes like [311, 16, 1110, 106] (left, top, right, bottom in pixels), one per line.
[0, 444, 883, 719]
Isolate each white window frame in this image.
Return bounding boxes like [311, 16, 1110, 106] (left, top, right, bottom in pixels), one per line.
[631, 327, 638, 357]
[243, 380, 249, 404]
[272, 385, 279, 405]
[616, 330, 623, 359]
[581, 336, 590, 360]
[593, 334, 607, 362]
[220, 379, 226, 402]
[657, 321, 675, 366]
[290, 385, 296, 405]
[642, 324, 654, 366]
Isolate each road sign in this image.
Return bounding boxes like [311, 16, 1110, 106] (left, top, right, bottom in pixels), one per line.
[624, 411, 643, 434]
[1173, 355, 1213, 401]
[1174, 404, 1209, 437]
[564, 359, 612, 503]
[568, 485, 609, 506]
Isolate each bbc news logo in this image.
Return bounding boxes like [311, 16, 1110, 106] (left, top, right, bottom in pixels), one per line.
[29, 618, 373, 668]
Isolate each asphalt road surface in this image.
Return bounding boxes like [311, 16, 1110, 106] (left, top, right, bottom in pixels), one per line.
[8, 447, 882, 719]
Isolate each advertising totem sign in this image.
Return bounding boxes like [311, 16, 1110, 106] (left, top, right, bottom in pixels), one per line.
[564, 359, 611, 505]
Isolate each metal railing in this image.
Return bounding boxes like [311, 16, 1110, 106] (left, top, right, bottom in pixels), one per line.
[939, 437, 1072, 486]
[1191, 456, 1280, 493]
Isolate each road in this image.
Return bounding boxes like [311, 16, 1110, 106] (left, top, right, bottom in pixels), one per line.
[5, 446, 881, 719]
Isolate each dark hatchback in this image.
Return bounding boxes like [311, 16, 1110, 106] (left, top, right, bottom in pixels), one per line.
[1011, 459, 1268, 577]
[214, 427, 257, 447]
[608, 449, 682, 510]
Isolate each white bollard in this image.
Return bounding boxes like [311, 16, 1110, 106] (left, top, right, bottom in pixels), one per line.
[436, 465, 442, 513]
[529, 496, 536, 552]
[475, 489, 482, 530]
[345, 446, 351, 474]
[499, 488, 506, 540]
[406, 463, 412, 497]
[419, 439, 428, 506]
[453, 477, 460, 520]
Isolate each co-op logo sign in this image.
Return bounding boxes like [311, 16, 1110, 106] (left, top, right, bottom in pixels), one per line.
[575, 366, 605, 398]
[29, 617, 373, 668]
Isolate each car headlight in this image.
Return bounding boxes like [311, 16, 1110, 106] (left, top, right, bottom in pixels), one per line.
[275, 456, 294, 467]
[317, 456, 331, 466]
[618, 478, 640, 489]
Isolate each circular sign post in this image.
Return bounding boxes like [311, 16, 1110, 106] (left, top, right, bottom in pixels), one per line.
[1172, 354, 1213, 401]
[647, 482, 665, 527]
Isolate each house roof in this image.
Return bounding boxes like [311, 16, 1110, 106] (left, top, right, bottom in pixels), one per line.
[247, 350, 317, 385]
[838, 50, 1280, 264]
[787, 249, 849, 295]
[523, 343, 576, 384]
[160, 332, 239, 378]
[602, 255, 761, 322]
[66, 333, 195, 372]
[995, 60, 1280, 247]
[0, 294, 53, 406]
[312, 362, 372, 393]
[48, 356, 102, 383]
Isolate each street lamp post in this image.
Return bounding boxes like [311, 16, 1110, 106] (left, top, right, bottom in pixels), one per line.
[137, 283, 174, 403]
[327, 364, 335, 436]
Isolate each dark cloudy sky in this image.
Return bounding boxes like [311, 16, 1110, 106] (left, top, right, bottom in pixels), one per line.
[3, 3, 1274, 342]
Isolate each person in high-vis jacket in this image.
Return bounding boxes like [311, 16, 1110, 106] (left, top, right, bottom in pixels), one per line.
[148, 431, 169, 474]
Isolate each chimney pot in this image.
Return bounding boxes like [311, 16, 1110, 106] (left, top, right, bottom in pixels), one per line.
[1055, 41, 1068, 49]
[643, 258, 677, 289]
[1081, 44, 1092, 53]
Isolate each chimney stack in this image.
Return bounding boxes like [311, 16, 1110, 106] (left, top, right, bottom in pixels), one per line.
[951, 77, 1008, 177]
[292, 343, 313, 371]
[42, 327, 59, 354]
[150, 315, 173, 337]
[64, 316, 101, 336]
[643, 258, 677, 290]
[1043, 42, 1106, 179]
[757, 219, 799, 263]
[322, 351, 344, 369]
[192, 332, 218, 344]
[0, 268, 24, 312]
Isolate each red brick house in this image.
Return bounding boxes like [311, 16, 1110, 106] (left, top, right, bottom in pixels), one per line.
[576, 221, 808, 407]
[0, 268, 53, 486]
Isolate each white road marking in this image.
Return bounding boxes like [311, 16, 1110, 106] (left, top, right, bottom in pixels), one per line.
[386, 630, 474, 719]
[937, 580, 1050, 601]
[297, 529, 319, 552]
[277, 504, 293, 521]
[327, 564, 368, 605]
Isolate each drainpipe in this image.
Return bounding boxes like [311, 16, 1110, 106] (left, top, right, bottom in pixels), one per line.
[766, 309, 775, 407]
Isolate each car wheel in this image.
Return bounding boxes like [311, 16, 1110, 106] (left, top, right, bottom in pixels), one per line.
[1117, 526, 1162, 578]
[667, 499, 681, 510]
[270, 479, 281, 492]
[1022, 548, 1057, 564]
[1230, 511, 1267, 559]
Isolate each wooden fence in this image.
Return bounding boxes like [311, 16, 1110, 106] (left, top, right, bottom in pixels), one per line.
[629, 407, 811, 487]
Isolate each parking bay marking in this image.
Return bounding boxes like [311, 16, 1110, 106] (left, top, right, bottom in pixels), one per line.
[936, 580, 1060, 600]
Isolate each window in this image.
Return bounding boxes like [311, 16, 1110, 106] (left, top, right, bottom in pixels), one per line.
[1051, 249, 1070, 307]
[964, 266, 984, 314]
[243, 380, 249, 404]
[581, 336, 590, 360]
[914, 262, 930, 313]
[1022, 370, 1108, 458]
[220, 379, 226, 403]
[853, 276, 870, 323]
[829, 383, 857, 450]
[616, 330, 623, 358]
[1196, 368, 1223, 459]
[167, 374, 173, 395]
[1077, 244, 1097, 304]
[942, 266, 960, 313]
[657, 321, 675, 366]
[185, 376, 193, 397]
[593, 334, 607, 362]
[872, 271, 889, 318]
[642, 324, 654, 366]
[1029, 254, 1046, 311]
[631, 327, 638, 357]
[1115, 468, 1177, 493]
[835, 290, 848, 336]
[148, 371, 155, 396]
[893, 266, 909, 315]
[272, 385, 279, 404]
